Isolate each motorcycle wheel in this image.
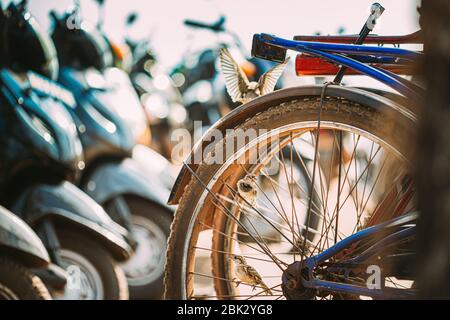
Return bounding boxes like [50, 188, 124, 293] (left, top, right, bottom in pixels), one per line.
[51, 226, 128, 300]
[111, 197, 172, 300]
[0, 257, 51, 300]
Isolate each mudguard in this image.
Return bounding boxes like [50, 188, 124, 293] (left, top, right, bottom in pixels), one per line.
[0, 206, 50, 268]
[82, 156, 175, 213]
[168, 85, 417, 205]
[11, 181, 131, 261]
[356, 87, 410, 109]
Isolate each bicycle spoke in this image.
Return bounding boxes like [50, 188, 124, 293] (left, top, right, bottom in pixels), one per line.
[335, 130, 343, 244]
[183, 163, 286, 271]
[223, 181, 300, 250]
[194, 246, 281, 264]
[198, 221, 273, 256]
[188, 272, 283, 292]
[312, 145, 383, 255]
[245, 284, 283, 300]
[269, 156, 324, 218]
[217, 194, 305, 239]
[209, 200, 287, 269]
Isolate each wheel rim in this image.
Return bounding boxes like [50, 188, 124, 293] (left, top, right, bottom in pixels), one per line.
[0, 284, 19, 300]
[121, 215, 166, 286]
[53, 249, 104, 300]
[178, 121, 415, 299]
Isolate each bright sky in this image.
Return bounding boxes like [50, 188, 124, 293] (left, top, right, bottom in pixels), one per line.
[23, 0, 420, 69]
[0, 0, 420, 92]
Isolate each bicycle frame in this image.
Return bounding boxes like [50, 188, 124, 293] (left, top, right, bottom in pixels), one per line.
[253, 33, 424, 101]
[298, 213, 417, 299]
[252, 33, 422, 299]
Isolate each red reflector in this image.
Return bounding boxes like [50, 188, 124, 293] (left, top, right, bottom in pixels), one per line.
[295, 54, 342, 76]
[295, 54, 415, 76]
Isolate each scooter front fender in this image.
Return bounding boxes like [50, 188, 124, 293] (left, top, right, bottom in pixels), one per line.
[11, 181, 132, 261]
[0, 205, 50, 268]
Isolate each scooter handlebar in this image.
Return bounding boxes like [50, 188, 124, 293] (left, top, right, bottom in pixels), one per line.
[183, 19, 225, 32]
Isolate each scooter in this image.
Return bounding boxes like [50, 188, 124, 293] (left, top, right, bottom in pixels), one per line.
[0, 2, 132, 299]
[0, 205, 59, 300]
[49, 8, 175, 299]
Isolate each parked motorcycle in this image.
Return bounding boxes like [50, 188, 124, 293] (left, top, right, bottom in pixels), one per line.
[0, 1, 132, 299]
[49, 8, 175, 299]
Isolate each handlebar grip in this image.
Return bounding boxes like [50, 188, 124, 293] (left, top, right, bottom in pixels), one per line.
[49, 10, 59, 21]
[184, 20, 209, 28]
[183, 19, 224, 32]
[365, 3, 385, 31]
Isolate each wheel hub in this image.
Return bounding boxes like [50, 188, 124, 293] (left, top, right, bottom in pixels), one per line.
[281, 261, 316, 300]
[52, 250, 104, 300]
[121, 216, 166, 286]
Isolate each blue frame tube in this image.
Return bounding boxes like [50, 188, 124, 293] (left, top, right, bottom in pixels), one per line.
[298, 213, 418, 298]
[372, 65, 424, 95]
[307, 278, 416, 299]
[306, 212, 417, 268]
[303, 47, 420, 99]
[349, 226, 415, 264]
[346, 55, 410, 65]
[256, 34, 422, 100]
[261, 33, 422, 60]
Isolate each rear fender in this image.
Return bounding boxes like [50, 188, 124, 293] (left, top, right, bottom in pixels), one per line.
[168, 85, 416, 205]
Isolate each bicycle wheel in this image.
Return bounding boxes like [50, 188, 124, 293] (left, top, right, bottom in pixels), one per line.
[165, 89, 417, 300]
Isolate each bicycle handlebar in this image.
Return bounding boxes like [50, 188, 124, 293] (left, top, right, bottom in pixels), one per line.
[184, 16, 246, 54]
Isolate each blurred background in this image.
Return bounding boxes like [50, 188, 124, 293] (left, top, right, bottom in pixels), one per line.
[13, 0, 420, 83]
[0, 0, 427, 301]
